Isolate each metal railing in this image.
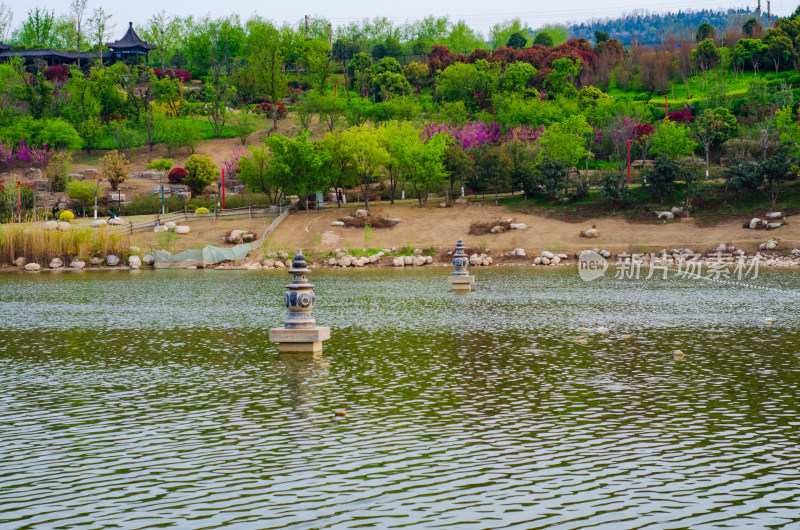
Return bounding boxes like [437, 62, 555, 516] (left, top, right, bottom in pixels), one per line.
[112, 205, 288, 234]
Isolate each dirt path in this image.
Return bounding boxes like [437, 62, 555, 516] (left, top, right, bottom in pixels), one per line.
[269, 203, 800, 255]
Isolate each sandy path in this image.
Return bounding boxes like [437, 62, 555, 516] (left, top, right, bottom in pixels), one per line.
[270, 203, 800, 255]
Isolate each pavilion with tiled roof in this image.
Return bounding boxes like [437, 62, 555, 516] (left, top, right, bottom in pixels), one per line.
[107, 22, 156, 61]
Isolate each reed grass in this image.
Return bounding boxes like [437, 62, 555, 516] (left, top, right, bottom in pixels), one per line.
[0, 226, 131, 265]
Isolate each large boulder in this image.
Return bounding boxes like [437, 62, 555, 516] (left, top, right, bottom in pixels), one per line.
[43, 220, 58, 231]
[107, 192, 126, 202]
[767, 222, 782, 230]
[13, 257, 25, 267]
[69, 260, 85, 269]
[490, 225, 505, 234]
[164, 221, 177, 231]
[670, 207, 684, 217]
[24, 263, 41, 272]
[175, 225, 190, 234]
[57, 222, 71, 231]
[275, 260, 286, 268]
[393, 257, 404, 267]
[403, 256, 413, 265]
[510, 223, 527, 230]
[657, 211, 675, 221]
[49, 258, 63, 269]
[412, 256, 426, 266]
[108, 217, 124, 226]
[540, 251, 555, 259]
[766, 212, 782, 220]
[330, 221, 345, 226]
[469, 255, 482, 266]
[153, 225, 168, 233]
[749, 218, 763, 229]
[91, 219, 107, 228]
[582, 228, 599, 238]
[128, 255, 141, 269]
[263, 258, 275, 268]
[355, 209, 369, 218]
[106, 255, 120, 266]
[90, 257, 102, 266]
[425, 256, 433, 264]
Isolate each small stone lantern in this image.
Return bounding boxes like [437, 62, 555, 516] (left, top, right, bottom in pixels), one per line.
[448, 237, 475, 291]
[269, 250, 330, 353]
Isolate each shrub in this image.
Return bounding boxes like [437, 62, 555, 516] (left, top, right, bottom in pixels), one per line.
[66, 180, 100, 217]
[168, 167, 188, 183]
[45, 152, 73, 192]
[43, 65, 70, 82]
[40, 118, 83, 151]
[58, 210, 74, 222]
[100, 150, 130, 191]
[252, 102, 288, 119]
[194, 206, 210, 213]
[469, 218, 513, 235]
[184, 154, 218, 196]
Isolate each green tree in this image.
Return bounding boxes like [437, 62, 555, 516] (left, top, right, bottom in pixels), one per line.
[16, 8, 56, 47]
[594, 30, 610, 43]
[692, 107, 737, 176]
[403, 62, 430, 98]
[691, 39, 720, 86]
[40, 118, 82, 151]
[476, 148, 513, 205]
[644, 155, 681, 205]
[538, 115, 593, 170]
[184, 154, 218, 197]
[347, 52, 374, 99]
[66, 180, 100, 217]
[599, 172, 630, 211]
[650, 120, 697, 160]
[533, 32, 553, 47]
[763, 30, 794, 73]
[264, 133, 330, 212]
[245, 18, 287, 105]
[501, 138, 538, 199]
[535, 157, 569, 203]
[501, 62, 537, 95]
[506, 32, 527, 49]
[238, 145, 285, 204]
[546, 58, 581, 97]
[339, 125, 390, 211]
[320, 130, 359, 207]
[443, 144, 473, 194]
[695, 23, 716, 42]
[393, 128, 449, 206]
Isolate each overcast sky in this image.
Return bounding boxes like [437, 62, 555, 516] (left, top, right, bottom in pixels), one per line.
[12, 0, 797, 37]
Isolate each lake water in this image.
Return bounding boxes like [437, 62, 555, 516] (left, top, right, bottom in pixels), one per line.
[1, 267, 799, 529]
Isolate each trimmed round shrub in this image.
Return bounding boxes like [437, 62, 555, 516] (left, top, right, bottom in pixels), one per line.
[194, 207, 210, 213]
[59, 210, 75, 222]
[168, 167, 188, 183]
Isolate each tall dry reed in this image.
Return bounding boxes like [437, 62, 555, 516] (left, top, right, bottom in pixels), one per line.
[0, 226, 131, 265]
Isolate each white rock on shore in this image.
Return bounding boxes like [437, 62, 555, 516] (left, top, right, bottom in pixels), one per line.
[49, 258, 63, 268]
[129, 256, 141, 269]
[24, 263, 41, 272]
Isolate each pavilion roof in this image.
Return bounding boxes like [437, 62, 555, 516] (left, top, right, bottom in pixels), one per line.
[107, 22, 155, 51]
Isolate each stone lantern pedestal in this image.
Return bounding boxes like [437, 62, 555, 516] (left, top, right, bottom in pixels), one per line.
[448, 237, 475, 291]
[269, 251, 330, 353]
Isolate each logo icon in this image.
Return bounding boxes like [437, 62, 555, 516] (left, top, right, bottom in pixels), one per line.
[578, 250, 608, 282]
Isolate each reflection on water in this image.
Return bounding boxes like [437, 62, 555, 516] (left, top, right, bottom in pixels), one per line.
[1, 268, 799, 528]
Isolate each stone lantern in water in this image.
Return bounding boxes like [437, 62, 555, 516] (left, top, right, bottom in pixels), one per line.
[448, 237, 475, 291]
[269, 250, 330, 353]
